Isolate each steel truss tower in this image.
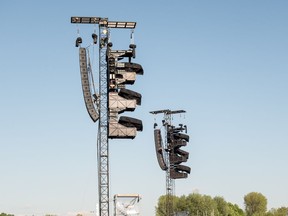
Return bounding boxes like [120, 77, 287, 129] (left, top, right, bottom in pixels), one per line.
[71, 16, 139, 216]
[162, 110, 175, 216]
[98, 20, 109, 216]
[150, 109, 187, 216]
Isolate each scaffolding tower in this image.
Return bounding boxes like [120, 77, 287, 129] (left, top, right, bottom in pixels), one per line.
[71, 17, 138, 216]
[150, 109, 189, 216]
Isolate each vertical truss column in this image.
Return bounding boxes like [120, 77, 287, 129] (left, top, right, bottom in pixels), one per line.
[98, 22, 109, 216]
[164, 112, 175, 216]
[71, 16, 138, 216]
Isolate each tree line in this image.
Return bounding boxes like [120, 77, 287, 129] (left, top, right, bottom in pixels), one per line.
[2, 192, 287, 216]
[156, 192, 288, 216]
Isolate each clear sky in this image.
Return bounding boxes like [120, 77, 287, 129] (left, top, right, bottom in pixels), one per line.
[0, 0, 288, 216]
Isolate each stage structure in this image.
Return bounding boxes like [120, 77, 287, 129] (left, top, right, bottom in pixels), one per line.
[150, 109, 190, 216]
[113, 194, 141, 216]
[72, 17, 143, 216]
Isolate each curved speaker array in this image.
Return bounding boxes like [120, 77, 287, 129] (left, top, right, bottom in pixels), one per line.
[154, 129, 168, 171]
[79, 48, 99, 122]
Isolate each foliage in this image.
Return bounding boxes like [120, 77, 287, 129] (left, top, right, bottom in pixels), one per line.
[0, 213, 14, 216]
[156, 193, 240, 216]
[214, 196, 229, 216]
[267, 207, 288, 216]
[156, 191, 286, 216]
[156, 195, 178, 216]
[227, 203, 245, 216]
[174, 195, 189, 213]
[155, 195, 165, 216]
[181, 193, 217, 215]
[244, 192, 267, 216]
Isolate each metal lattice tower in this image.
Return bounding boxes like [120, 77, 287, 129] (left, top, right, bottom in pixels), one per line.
[163, 111, 175, 216]
[72, 16, 140, 216]
[98, 20, 109, 216]
[150, 109, 187, 216]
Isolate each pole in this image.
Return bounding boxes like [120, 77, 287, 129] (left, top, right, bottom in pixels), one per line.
[98, 20, 109, 216]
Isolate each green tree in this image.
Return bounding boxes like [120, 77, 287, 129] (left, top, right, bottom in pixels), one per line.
[227, 203, 245, 216]
[174, 195, 189, 213]
[275, 207, 288, 216]
[156, 195, 178, 216]
[185, 193, 217, 215]
[214, 196, 229, 216]
[244, 192, 267, 216]
[156, 195, 166, 216]
[155, 193, 251, 216]
[267, 207, 288, 216]
[0, 213, 14, 216]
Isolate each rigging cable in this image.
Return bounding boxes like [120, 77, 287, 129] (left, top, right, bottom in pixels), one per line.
[86, 48, 98, 99]
[76, 24, 80, 37]
[130, 29, 134, 44]
[91, 26, 98, 93]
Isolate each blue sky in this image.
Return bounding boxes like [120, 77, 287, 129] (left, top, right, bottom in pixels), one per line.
[0, 0, 288, 215]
